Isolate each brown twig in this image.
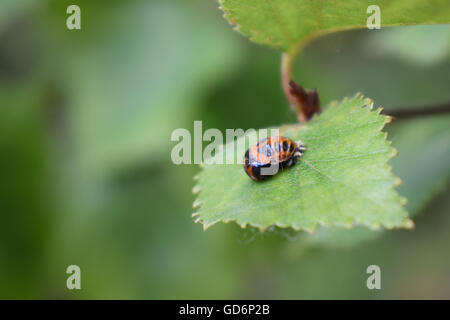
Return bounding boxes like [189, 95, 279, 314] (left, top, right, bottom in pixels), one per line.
[384, 102, 450, 120]
[281, 53, 320, 123]
[281, 53, 450, 123]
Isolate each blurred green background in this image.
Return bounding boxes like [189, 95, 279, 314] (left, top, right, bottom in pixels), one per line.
[1, 0, 449, 299]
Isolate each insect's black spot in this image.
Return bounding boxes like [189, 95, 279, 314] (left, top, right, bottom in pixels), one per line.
[252, 166, 261, 180]
[243, 165, 252, 179]
[251, 163, 273, 181]
[289, 144, 294, 152]
[283, 141, 288, 151]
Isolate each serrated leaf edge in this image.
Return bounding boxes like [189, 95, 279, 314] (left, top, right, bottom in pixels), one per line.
[192, 94, 414, 232]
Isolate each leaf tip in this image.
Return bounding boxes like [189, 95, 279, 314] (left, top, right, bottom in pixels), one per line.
[384, 114, 393, 124]
[192, 185, 201, 194]
[404, 219, 415, 229]
[363, 96, 374, 107]
[202, 221, 216, 231]
[401, 196, 408, 205]
[193, 200, 203, 209]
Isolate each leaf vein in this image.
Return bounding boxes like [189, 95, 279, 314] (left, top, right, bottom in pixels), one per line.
[306, 150, 389, 162]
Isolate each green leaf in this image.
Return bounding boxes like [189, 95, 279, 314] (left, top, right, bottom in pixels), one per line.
[220, 0, 450, 53]
[289, 113, 450, 247]
[193, 95, 413, 232]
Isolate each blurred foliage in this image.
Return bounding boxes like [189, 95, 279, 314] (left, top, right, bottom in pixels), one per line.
[366, 25, 450, 67]
[0, 0, 449, 299]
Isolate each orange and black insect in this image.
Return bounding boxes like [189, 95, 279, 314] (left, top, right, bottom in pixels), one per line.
[243, 136, 306, 181]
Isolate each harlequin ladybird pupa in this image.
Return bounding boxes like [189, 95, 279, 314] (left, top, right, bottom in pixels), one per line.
[243, 136, 306, 181]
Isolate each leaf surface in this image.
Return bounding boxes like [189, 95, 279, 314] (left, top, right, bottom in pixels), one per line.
[193, 95, 413, 231]
[220, 0, 450, 52]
